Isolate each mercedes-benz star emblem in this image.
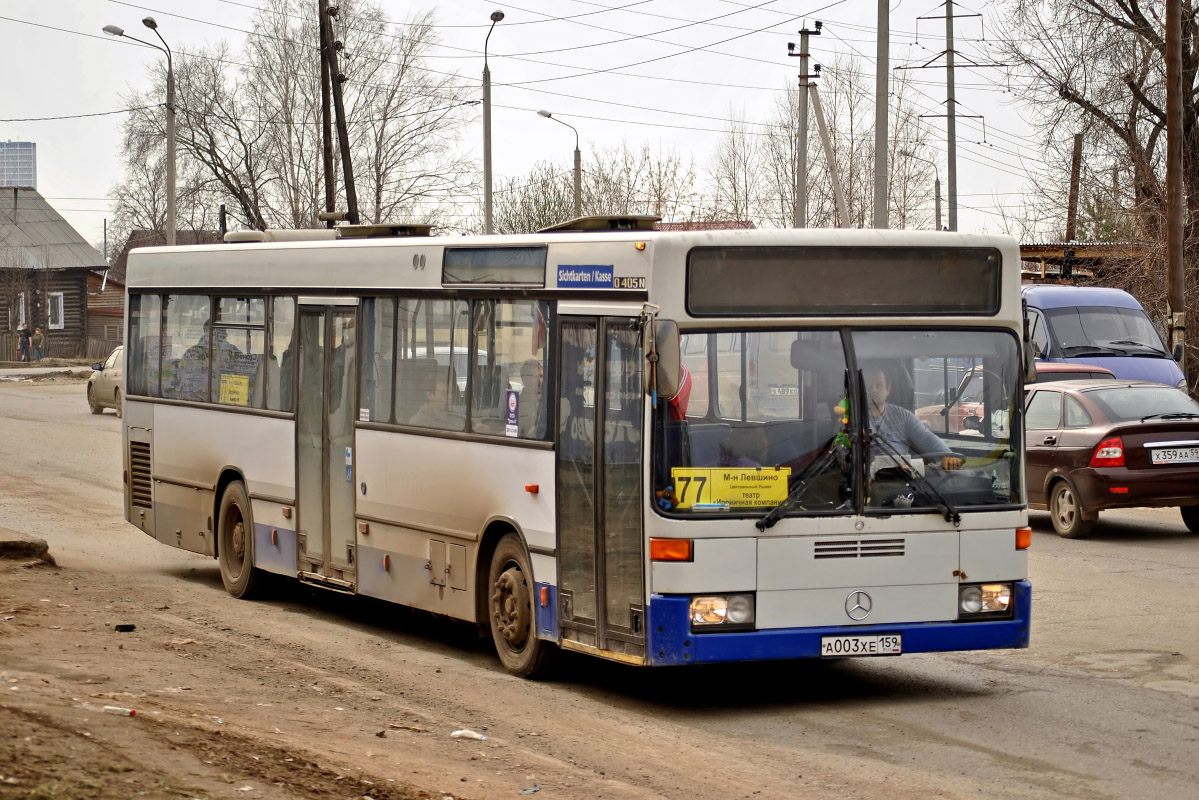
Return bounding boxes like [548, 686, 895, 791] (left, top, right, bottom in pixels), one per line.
[845, 590, 872, 621]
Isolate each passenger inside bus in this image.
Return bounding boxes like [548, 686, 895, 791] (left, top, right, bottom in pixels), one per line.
[518, 359, 543, 438]
[409, 367, 465, 430]
[864, 366, 962, 471]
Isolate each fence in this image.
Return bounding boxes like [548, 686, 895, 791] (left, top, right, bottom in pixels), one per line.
[0, 333, 120, 362]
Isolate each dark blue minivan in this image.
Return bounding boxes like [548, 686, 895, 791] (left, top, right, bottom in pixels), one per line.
[1022, 284, 1186, 389]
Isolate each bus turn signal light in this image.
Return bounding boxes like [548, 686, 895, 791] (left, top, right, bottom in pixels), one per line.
[1016, 527, 1031, 550]
[525, 484, 539, 494]
[650, 538, 692, 562]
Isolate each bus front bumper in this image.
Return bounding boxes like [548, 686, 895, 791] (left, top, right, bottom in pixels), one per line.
[645, 580, 1031, 666]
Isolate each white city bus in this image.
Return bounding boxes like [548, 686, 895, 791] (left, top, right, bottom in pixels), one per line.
[122, 218, 1032, 677]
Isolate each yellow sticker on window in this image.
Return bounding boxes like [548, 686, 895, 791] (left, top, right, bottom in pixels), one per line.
[219, 373, 250, 406]
[670, 466, 791, 508]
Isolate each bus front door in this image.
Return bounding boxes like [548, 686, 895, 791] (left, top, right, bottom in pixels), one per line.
[295, 304, 358, 591]
[556, 318, 646, 661]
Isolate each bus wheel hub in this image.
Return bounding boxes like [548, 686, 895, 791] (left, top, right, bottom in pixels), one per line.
[231, 520, 245, 561]
[493, 567, 530, 646]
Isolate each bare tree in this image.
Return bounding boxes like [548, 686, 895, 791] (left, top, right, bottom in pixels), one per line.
[707, 110, 763, 223]
[109, 0, 474, 234]
[996, 0, 1199, 383]
[488, 143, 703, 234]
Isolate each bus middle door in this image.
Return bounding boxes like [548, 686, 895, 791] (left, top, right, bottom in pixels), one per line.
[295, 300, 359, 592]
[556, 317, 646, 662]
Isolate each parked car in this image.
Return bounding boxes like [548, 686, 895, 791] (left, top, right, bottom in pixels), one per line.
[1022, 284, 1186, 388]
[1032, 361, 1116, 382]
[87, 346, 123, 417]
[1025, 379, 1199, 537]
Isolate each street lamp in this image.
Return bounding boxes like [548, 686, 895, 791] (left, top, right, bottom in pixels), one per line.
[537, 110, 582, 219]
[104, 18, 176, 247]
[483, 9, 504, 235]
[900, 150, 942, 232]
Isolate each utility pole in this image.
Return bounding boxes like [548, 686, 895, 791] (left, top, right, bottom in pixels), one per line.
[787, 23, 821, 228]
[809, 81, 850, 227]
[873, 0, 889, 229]
[896, 2, 1004, 233]
[944, 0, 957, 232]
[321, 0, 359, 225]
[1167, 0, 1186, 380]
[318, 0, 335, 226]
[1065, 132, 1083, 241]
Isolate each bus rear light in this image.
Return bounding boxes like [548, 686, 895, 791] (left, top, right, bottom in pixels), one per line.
[1016, 527, 1031, 550]
[540, 586, 549, 607]
[650, 538, 692, 561]
[1089, 436, 1125, 467]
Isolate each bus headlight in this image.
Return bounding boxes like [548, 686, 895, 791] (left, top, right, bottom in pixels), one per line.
[690, 594, 755, 631]
[958, 583, 1013, 619]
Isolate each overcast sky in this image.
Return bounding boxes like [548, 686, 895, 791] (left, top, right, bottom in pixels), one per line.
[0, 0, 1045, 253]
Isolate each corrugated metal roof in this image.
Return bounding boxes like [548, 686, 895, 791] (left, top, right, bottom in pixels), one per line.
[0, 186, 105, 270]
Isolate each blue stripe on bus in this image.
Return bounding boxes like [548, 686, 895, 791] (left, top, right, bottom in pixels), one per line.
[253, 523, 297, 576]
[535, 582, 558, 641]
[646, 581, 1031, 666]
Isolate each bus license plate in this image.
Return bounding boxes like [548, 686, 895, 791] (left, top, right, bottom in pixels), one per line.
[820, 634, 902, 657]
[1151, 446, 1199, 464]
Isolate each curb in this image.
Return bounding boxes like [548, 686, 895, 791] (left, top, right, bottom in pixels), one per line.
[0, 528, 56, 565]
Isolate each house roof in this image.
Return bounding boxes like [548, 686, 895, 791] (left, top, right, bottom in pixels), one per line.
[0, 186, 106, 270]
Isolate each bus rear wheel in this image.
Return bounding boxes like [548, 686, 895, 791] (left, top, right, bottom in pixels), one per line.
[218, 480, 259, 598]
[488, 533, 555, 678]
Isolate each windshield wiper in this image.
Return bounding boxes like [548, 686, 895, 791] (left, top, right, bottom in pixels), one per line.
[1061, 345, 1124, 356]
[869, 434, 961, 526]
[1106, 339, 1169, 356]
[1140, 412, 1199, 422]
[757, 434, 843, 531]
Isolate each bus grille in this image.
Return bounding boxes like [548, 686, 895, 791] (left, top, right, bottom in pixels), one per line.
[814, 538, 905, 559]
[129, 442, 152, 509]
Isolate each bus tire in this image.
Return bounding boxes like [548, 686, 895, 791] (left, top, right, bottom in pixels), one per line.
[217, 480, 259, 598]
[114, 389, 123, 419]
[1049, 479, 1093, 539]
[488, 533, 555, 678]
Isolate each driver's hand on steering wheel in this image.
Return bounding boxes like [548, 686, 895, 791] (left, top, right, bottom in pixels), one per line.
[939, 455, 964, 471]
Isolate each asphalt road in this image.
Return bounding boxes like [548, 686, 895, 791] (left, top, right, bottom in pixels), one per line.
[2, 378, 1198, 800]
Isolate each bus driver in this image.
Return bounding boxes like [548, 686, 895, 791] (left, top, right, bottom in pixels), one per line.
[864, 366, 963, 471]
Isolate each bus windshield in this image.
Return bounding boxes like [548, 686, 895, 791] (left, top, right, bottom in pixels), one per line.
[654, 327, 1022, 519]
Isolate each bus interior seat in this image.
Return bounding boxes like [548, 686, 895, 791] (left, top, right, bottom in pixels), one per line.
[397, 357, 438, 423]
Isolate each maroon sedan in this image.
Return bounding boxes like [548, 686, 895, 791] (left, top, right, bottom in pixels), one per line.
[1025, 380, 1199, 537]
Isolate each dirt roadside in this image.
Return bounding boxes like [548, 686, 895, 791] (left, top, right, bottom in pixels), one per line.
[0, 537, 461, 800]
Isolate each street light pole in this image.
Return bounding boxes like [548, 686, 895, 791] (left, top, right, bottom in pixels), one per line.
[537, 110, 582, 218]
[900, 150, 942, 231]
[104, 18, 176, 246]
[483, 10, 504, 235]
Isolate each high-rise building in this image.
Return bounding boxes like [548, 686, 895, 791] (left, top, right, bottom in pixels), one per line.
[0, 141, 37, 188]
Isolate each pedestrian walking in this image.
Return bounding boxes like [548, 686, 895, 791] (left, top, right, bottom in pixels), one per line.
[31, 327, 44, 361]
[16, 323, 32, 363]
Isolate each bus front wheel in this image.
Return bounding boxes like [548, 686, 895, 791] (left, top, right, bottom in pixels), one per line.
[218, 480, 259, 598]
[488, 533, 555, 678]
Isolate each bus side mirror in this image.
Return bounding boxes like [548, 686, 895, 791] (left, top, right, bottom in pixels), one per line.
[648, 319, 680, 399]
